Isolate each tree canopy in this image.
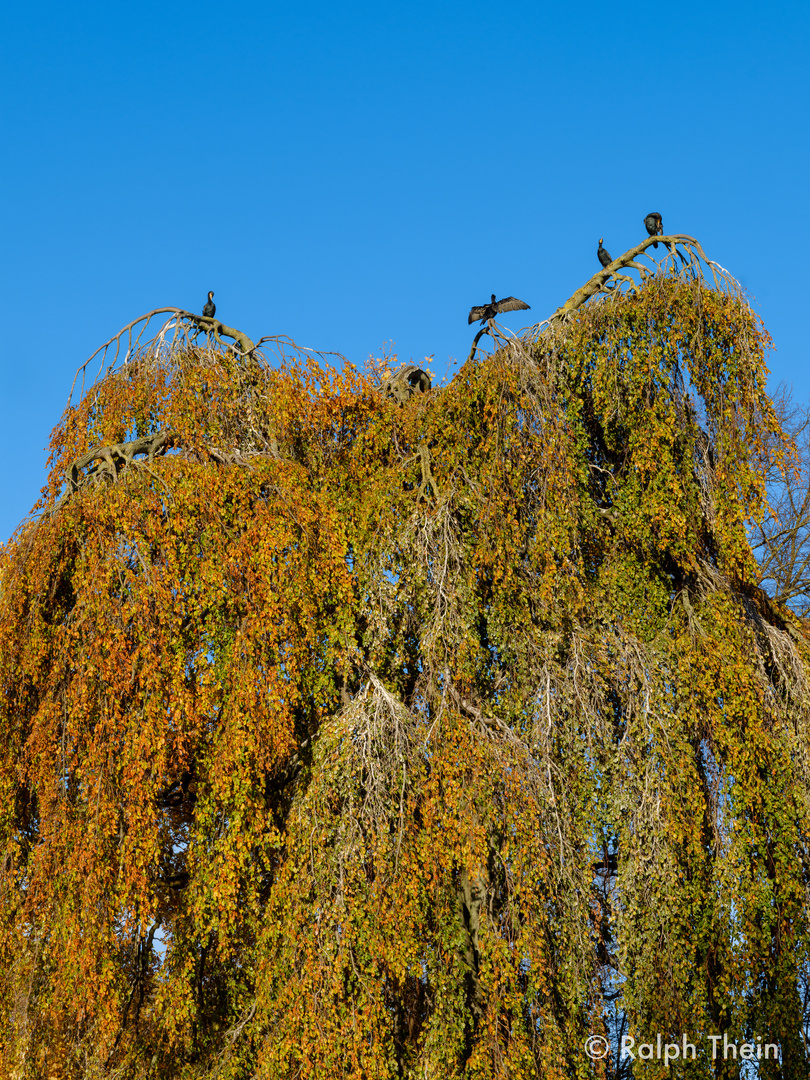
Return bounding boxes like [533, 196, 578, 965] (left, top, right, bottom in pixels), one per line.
[1, 246, 809, 1079]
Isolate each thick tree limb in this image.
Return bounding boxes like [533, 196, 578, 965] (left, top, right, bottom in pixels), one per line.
[382, 364, 432, 405]
[186, 312, 256, 357]
[457, 864, 487, 1020]
[467, 317, 522, 364]
[65, 430, 180, 493]
[70, 308, 257, 404]
[545, 234, 715, 328]
[63, 429, 283, 498]
[416, 443, 439, 501]
[468, 235, 734, 364]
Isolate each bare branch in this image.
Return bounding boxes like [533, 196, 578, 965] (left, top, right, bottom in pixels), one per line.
[69, 308, 257, 405]
[523, 235, 741, 342]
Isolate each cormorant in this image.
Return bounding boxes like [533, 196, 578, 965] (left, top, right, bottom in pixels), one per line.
[644, 213, 663, 248]
[597, 239, 612, 268]
[468, 293, 531, 325]
[203, 291, 216, 318]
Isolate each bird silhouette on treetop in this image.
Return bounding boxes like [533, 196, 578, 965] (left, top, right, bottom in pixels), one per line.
[597, 239, 612, 268]
[644, 213, 663, 248]
[203, 291, 216, 318]
[468, 294, 530, 326]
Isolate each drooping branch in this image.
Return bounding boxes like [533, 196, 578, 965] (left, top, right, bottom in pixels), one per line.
[65, 430, 180, 493]
[68, 312, 351, 412]
[517, 235, 739, 347]
[467, 316, 534, 364]
[467, 320, 499, 364]
[63, 429, 283, 499]
[382, 364, 432, 405]
[544, 235, 725, 329]
[415, 443, 439, 501]
[186, 312, 256, 356]
[69, 308, 257, 404]
[464, 235, 738, 367]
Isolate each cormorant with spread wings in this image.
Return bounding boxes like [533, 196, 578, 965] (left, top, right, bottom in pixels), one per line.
[468, 293, 530, 325]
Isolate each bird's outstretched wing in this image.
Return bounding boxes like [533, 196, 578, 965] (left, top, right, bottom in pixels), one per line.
[494, 297, 530, 315]
[468, 305, 489, 325]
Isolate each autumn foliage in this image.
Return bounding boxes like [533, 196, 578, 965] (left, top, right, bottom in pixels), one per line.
[1, 270, 809, 1079]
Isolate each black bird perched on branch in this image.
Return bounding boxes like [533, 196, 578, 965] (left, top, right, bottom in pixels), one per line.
[468, 293, 530, 325]
[644, 213, 663, 248]
[203, 291, 216, 318]
[597, 239, 612, 268]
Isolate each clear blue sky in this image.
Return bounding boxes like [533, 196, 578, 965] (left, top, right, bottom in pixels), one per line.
[2, 0, 808, 541]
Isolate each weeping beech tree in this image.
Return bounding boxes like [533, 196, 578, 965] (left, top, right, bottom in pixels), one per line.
[2, 244, 810, 1080]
